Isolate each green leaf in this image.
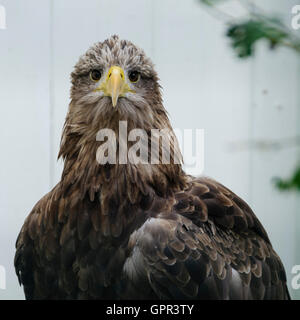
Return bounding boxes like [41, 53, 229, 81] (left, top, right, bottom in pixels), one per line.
[274, 166, 300, 191]
[226, 19, 288, 58]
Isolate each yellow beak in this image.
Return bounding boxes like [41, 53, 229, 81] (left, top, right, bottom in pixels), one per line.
[95, 66, 134, 107]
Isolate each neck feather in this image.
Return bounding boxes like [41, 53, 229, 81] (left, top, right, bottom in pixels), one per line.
[57, 99, 187, 211]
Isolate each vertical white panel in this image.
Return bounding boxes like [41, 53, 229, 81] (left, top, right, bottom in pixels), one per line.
[0, 0, 51, 299]
[152, 0, 252, 201]
[296, 54, 300, 299]
[51, 0, 153, 185]
[251, 0, 300, 299]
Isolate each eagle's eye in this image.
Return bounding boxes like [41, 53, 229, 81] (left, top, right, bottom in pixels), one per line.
[90, 69, 102, 82]
[128, 71, 140, 83]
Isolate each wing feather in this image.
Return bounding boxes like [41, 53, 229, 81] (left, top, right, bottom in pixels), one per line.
[123, 177, 290, 299]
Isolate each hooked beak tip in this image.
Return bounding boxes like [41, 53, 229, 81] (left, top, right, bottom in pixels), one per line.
[112, 97, 118, 107]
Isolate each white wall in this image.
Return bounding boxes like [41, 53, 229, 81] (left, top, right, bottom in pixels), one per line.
[250, 0, 300, 300]
[0, 0, 51, 299]
[0, 0, 299, 299]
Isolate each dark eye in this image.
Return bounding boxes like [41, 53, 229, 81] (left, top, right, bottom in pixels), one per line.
[90, 69, 102, 81]
[128, 71, 140, 83]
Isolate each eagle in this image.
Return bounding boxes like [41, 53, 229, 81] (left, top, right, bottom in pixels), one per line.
[15, 35, 290, 300]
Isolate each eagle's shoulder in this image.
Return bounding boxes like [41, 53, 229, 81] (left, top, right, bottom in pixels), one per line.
[174, 176, 270, 243]
[14, 185, 62, 299]
[122, 177, 289, 299]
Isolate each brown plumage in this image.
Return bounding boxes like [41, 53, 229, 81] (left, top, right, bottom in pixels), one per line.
[15, 35, 290, 300]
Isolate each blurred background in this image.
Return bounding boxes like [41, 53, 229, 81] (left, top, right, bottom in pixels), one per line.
[0, 0, 299, 299]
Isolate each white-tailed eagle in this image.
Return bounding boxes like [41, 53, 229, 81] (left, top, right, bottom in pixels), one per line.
[15, 35, 290, 300]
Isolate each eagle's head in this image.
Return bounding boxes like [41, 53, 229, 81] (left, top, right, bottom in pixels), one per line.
[70, 35, 163, 128]
[60, 35, 186, 200]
